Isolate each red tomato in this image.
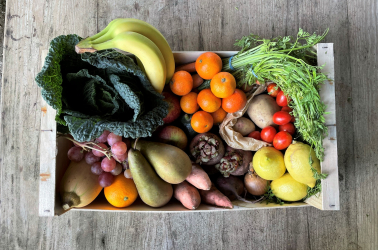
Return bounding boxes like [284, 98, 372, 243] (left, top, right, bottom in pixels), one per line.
[273, 131, 292, 150]
[281, 106, 292, 113]
[276, 91, 290, 106]
[278, 123, 295, 135]
[261, 126, 277, 143]
[273, 111, 292, 125]
[267, 83, 280, 97]
[248, 131, 261, 140]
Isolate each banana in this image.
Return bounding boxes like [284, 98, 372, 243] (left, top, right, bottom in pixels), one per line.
[91, 31, 166, 93]
[79, 18, 175, 84]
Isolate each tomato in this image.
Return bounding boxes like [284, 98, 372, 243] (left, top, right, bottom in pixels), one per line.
[278, 123, 295, 135]
[267, 83, 280, 97]
[273, 131, 292, 150]
[261, 126, 277, 143]
[276, 91, 290, 106]
[248, 131, 261, 140]
[281, 106, 292, 113]
[273, 111, 292, 125]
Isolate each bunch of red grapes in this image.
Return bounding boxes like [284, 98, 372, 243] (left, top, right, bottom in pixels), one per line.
[66, 131, 133, 187]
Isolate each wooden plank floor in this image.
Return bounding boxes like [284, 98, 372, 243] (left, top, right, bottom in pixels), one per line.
[0, 0, 377, 249]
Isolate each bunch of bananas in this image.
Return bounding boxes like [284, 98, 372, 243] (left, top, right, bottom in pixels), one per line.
[76, 18, 175, 93]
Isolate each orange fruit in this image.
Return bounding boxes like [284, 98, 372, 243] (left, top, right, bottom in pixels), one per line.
[180, 92, 199, 114]
[210, 72, 236, 98]
[197, 89, 221, 113]
[104, 174, 138, 208]
[222, 89, 247, 113]
[195, 52, 222, 80]
[170, 71, 193, 96]
[211, 107, 227, 125]
[191, 111, 214, 133]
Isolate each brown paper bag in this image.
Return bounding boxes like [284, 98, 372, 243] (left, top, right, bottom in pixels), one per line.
[219, 83, 272, 151]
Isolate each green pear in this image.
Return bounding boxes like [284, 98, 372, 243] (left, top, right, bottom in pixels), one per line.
[128, 148, 173, 208]
[133, 140, 192, 184]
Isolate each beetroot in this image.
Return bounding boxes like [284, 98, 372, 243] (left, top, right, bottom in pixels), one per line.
[215, 175, 244, 201]
[189, 133, 225, 165]
[215, 146, 252, 177]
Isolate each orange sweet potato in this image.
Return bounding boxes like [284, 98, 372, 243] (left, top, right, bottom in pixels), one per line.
[173, 181, 201, 210]
[175, 62, 196, 73]
[199, 184, 233, 208]
[186, 163, 211, 190]
[192, 74, 204, 88]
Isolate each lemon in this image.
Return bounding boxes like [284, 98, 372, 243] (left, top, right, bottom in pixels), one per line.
[271, 173, 308, 201]
[253, 147, 286, 180]
[284, 142, 321, 188]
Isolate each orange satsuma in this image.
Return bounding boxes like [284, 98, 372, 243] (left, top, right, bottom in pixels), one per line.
[104, 174, 138, 208]
[191, 111, 213, 133]
[210, 72, 236, 98]
[197, 89, 221, 113]
[180, 92, 199, 114]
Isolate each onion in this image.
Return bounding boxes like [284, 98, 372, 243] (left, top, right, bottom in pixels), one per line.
[244, 172, 270, 196]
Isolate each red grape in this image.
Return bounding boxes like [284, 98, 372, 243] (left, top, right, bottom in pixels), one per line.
[111, 163, 123, 176]
[111, 141, 127, 156]
[122, 138, 132, 150]
[98, 172, 114, 187]
[113, 151, 128, 162]
[101, 157, 116, 172]
[67, 146, 84, 162]
[107, 133, 122, 146]
[96, 130, 110, 143]
[92, 143, 108, 157]
[91, 162, 103, 175]
[85, 151, 101, 165]
[124, 169, 132, 179]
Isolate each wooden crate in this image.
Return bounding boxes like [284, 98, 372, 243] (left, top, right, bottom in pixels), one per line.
[38, 45, 339, 216]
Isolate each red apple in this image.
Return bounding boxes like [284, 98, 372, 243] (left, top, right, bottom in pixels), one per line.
[162, 92, 181, 123]
[155, 125, 188, 150]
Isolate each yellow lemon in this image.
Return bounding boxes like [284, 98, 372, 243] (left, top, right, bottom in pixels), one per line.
[284, 142, 321, 188]
[253, 147, 286, 180]
[271, 173, 308, 201]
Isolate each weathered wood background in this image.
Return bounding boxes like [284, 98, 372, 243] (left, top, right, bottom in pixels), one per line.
[0, 0, 377, 249]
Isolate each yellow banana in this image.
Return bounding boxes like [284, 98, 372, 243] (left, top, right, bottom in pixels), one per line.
[80, 18, 175, 84]
[91, 31, 166, 93]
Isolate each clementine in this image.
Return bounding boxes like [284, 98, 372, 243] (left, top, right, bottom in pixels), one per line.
[222, 89, 247, 113]
[170, 71, 193, 96]
[180, 92, 199, 114]
[211, 107, 227, 125]
[104, 174, 138, 208]
[197, 89, 221, 113]
[210, 72, 236, 98]
[195, 52, 222, 80]
[191, 111, 214, 133]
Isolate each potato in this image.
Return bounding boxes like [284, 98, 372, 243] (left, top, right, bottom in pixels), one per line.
[173, 181, 201, 210]
[232, 117, 256, 136]
[199, 184, 233, 208]
[186, 163, 211, 190]
[247, 94, 281, 129]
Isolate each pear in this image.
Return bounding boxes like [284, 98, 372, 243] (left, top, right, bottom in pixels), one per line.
[133, 140, 192, 184]
[128, 148, 173, 208]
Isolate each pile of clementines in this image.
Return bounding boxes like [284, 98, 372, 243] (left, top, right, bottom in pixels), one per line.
[170, 52, 247, 133]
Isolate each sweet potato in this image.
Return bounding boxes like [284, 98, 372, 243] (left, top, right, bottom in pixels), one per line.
[199, 184, 233, 208]
[173, 181, 201, 210]
[175, 62, 196, 73]
[192, 74, 204, 88]
[186, 163, 211, 190]
[233, 117, 256, 136]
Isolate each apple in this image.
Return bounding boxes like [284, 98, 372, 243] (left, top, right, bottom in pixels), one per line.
[162, 92, 181, 123]
[155, 125, 188, 150]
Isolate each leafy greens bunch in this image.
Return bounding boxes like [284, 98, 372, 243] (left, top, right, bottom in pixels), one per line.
[35, 34, 168, 142]
[223, 29, 329, 161]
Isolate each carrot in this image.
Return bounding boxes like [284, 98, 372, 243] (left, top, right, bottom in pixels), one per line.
[192, 74, 204, 88]
[199, 184, 233, 208]
[173, 181, 201, 210]
[186, 163, 211, 190]
[175, 62, 196, 73]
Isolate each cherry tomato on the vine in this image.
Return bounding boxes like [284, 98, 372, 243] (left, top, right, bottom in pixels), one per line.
[261, 126, 277, 143]
[278, 123, 295, 135]
[273, 131, 292, 150]
[276, 91, 290, 107]
[273, 111, 292, 125]
[248, 131, 261, 140]
[267, 83, 280, 97]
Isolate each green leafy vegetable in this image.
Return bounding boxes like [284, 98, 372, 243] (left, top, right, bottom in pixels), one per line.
[223, 28, 329, 161]
[35, 34, 168, 142]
